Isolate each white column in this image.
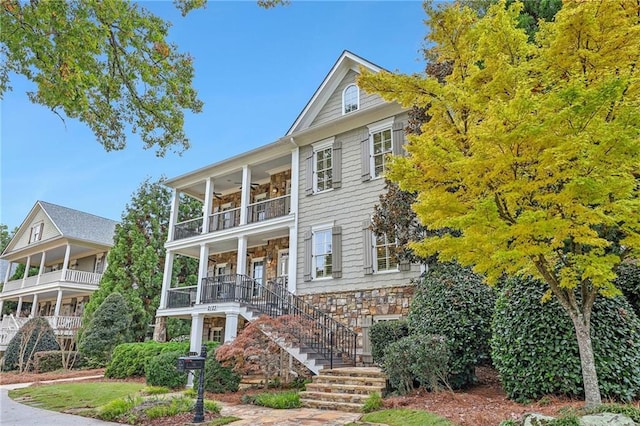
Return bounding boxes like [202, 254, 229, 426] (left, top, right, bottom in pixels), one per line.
[224, 312, 239, 343]
[239, 165, 252, 225]
[54, 290, 63, 317]
[202, 178, 213, 234]
[236, 236, 248, 276]
[168, 189, 180, 241]
[289, 147, 300, 216]
[158, 251, 175, 309]
[16, 296, 23, 317]
[61, 244, 71, 281]
[195, 244, 209, 305]
[4, 261, 12, 283]
[287, 225, 298, 294]
[21, 255, 31, 287]
[30, 294, 39, 317]
[187, 313, 205, 388]
[36, 252, 47, 284]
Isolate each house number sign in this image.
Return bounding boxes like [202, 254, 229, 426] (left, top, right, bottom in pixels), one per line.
[207, 305, 217, 311]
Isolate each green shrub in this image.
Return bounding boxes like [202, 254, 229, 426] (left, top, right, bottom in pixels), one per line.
[106, 341, 190, 378]
[252, 391, 301, 409]
[2, 317, 60, 371]
[196, 349, 240, 393]
[363, 392, 383, 413]
[492, 276, 640, 402]
[145, 350, 188, 388]
[33, 350, 86, 373]
[97, 395, 142, 422]
[382, 334, 450, 394]
[143, 395, 192, 419]
[79, 292, 133, 366]
[585, 403, 640, 423]
[407, 262, 496, 388]
[369, 319, 409, 363]
[615, 262, 640, 317]
[142, 386, 171, 395]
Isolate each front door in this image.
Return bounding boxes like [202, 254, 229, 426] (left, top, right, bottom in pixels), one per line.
[251, 259, 264, 296]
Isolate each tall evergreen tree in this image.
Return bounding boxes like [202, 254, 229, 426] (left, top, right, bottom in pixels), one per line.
[81, 177, 201, 342]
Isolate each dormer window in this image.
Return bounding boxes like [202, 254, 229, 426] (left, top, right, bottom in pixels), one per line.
[342, 84, 359, 114]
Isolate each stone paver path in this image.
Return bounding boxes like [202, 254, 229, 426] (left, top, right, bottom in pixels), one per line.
[219, 403, 362, 425]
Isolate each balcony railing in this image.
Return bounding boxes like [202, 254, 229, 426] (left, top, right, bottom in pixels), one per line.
[208, 207, 241, 232]
[247, 195, 291, 224]
[166, 286, 197, 308]
[0, 315, 82, 347]
[174, 217, 203, 240]
[2, 270, 103, 292]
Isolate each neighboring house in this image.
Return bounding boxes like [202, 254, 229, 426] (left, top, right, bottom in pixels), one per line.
[156, 51, 421, 373]
[0, 201, 117, 351]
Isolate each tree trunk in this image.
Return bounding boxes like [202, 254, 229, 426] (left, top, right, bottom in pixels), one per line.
[570, 314, 602, 407]
[153, 316, 167, 342]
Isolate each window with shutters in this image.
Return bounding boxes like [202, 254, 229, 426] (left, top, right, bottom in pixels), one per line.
[306, 138, 342, 195]
[313, 228, 332, 279]
[375, 232, 399, 272]
[342, 84, 359, 114]
[29, 223, 43, 243]
[362, 119, 405, 182]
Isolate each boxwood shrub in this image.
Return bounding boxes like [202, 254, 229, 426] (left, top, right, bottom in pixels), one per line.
[407, 262, 496, 388]
[492, 276, 640, 402]
[2, 317, 60, 371]
[145, 350, 188, 388]
[106, 341, 190, 378]
[369, 319, 408, 363]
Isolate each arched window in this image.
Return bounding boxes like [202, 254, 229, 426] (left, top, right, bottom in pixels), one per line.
[342, 84, 359, 114]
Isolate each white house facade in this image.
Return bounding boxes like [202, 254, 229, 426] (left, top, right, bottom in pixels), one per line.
[156, 51, 421, 372]
[0, 201, 117, 350]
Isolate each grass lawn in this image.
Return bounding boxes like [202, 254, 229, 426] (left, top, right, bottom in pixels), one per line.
[353, 408, 453, 426]
[9, 381, 145, 411]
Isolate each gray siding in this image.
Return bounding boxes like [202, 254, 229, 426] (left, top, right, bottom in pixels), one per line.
[296, 112, 419, 295]
[310, 70, 387, 128]
[13, 209, 60, 250]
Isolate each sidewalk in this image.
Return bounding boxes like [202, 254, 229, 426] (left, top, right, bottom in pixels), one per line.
[0, 375, 362, 425]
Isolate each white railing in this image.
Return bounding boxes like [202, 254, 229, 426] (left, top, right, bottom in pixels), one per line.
[47, 316, 82, 332]
[1, 270, 102, 293]
[0, 315, 82, 348]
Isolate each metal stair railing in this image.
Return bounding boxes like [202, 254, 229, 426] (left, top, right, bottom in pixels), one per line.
[201, 274, 357, 367]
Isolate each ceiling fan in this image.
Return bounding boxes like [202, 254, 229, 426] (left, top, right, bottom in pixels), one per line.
[235, 182, 260, 190]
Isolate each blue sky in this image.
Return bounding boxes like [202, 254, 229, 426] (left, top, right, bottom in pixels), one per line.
[1, 1, 428, 231]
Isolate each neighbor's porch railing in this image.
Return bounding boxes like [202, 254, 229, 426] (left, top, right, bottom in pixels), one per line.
[2, 270, 103, 292]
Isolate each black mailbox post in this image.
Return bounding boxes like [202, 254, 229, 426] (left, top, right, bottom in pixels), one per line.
[177, 345, 207, 423]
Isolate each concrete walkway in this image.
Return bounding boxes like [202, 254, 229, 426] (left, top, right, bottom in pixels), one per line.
[0, 376, 363, 426]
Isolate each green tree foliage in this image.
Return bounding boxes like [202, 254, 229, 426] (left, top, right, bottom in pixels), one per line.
[2, 317, 60, 371]
[0, 0, 204, 155]
[492, 276, 640, 402]
[359, 0, 640, 406]
[407, 262, 495, 388]
[81, 178, 201, 342]
[79, 292, 133, 365]
[0, 223, 12, 254]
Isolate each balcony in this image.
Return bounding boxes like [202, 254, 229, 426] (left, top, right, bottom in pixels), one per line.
[166, 286, 197, 308]
[247, 195, 291, 224]
[209, 207, 241, 232]
[1, 270, 103, 293]
[174, 217, 203, 240]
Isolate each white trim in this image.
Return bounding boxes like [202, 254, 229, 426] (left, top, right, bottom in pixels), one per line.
[312, 137, 335, 194]
[312, 137, 335, 150]
[311, 226, 333, 280]
[368, 118, 395, 179]
[367, 117, 395, 133]
[373, 314, 403, 322]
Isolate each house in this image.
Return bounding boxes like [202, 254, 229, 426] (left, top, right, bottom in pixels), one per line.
[0, 201, 117, 350]
[156, 51, 421, 373]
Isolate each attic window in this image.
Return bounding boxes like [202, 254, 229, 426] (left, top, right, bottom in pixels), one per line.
[343, 84, 359, 114]
[29, 223, 43, 243]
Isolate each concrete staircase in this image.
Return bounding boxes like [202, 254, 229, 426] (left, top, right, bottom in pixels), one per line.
[300, 367, 387, 413]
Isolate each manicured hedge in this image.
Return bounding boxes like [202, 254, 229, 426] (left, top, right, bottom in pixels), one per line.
[407, 262, 496, 388]
[2, 317, 60, 371]
[145, 350, 188, 388]
[492, 276, 640, 402]
[106, 341, 190, 378]
[369, 319, 408, 363]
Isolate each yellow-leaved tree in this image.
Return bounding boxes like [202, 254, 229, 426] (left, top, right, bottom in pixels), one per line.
[359, 0, 640, 407]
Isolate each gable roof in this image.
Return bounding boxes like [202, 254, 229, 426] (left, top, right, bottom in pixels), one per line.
[286, 50, 385, 135]
[38, 201, 118, 246]
[2, 201, 118, 256]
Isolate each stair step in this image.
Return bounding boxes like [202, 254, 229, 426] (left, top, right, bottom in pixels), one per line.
[300, 398, 364, 413]
[300, 391, 371, 404]
[305, 382, 384, 395]
[314, 375, 386, 387]
[321, 367, 386, 378]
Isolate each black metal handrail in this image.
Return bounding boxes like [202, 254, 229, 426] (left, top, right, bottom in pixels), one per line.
[200, 274, 357, 367]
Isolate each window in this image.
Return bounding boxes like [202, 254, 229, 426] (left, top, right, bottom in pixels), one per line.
[343, 84, 359, 114]
[303, 226, 342, 281]
[29, 223, 43, 243]
[313, 229, 332, 278]
[361, 119, 405, 182]
[371, 128, 393, 178]
[375, 233, 399, 272]
[253, 193, 267, 222]
[305, 138, 342, 195]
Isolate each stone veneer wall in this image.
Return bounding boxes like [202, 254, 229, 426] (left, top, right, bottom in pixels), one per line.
[299, 285, 415, 364]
